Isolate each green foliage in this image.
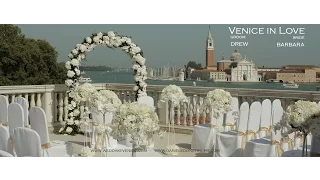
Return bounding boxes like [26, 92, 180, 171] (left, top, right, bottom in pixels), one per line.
[186, 61, 202, 69]
[0, 25, 66, 86]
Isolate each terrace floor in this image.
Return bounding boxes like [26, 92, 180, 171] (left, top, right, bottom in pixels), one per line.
[49, 131, 213, 157]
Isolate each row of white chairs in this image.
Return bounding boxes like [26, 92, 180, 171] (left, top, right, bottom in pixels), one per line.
[215, 99, 320, 157]
[0, 95, 72, 157]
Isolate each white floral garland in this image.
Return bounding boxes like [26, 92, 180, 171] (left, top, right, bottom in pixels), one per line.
[63, 31, 148, 135]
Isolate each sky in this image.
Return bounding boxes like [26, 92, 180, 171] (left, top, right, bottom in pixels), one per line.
[17, 24, 320, 68]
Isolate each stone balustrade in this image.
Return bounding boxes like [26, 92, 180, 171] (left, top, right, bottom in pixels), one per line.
[1, 83, 320, 127]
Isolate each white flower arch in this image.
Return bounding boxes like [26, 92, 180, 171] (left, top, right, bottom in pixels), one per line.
[63, 31, 148, 135]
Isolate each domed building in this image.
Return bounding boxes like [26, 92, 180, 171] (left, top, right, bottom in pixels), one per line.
[230, 49, 242, 61]
[230, 53, 260, 82]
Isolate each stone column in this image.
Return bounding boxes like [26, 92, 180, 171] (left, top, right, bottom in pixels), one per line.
[41, 85, 54, 126]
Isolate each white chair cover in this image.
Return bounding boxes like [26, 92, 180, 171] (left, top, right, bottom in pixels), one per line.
[259, 99, 272, 138]
[8, 103, 24, 155]
[244, 128, 282, 157]
[224, 97, 239, 131]
[0, 126, 10, 152]
[272, 99, 281, 111]
[13, 127, 42, 157]
[0, 150, 14, 157]
[14, 97, 29, 127]
[29, 107, 73, 157]
[272, 106, 283, 125]
[246, 101, 262, 141]
[137, 96, 155, 109]
[215, 102, 250, 157]
[191, 109, 224, 152]
[91, 111, 118, 149]
[0, 95, 9, 127]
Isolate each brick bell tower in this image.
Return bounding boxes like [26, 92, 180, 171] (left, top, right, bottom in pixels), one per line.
[206, 25, 215, 69]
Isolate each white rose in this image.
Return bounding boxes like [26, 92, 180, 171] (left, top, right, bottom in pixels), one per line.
[73, 109, 80, 116]
[86, 37, 92, 44]
[126, 38, 132, 44]
[121, 46, 130, 52]
[133, 54, 146, 65]
[131, 46, 141, 54]
[68, 53, 74, 59]
[72, 49, 78, 55]
[75, 68, 81, 76]
[80, 54, 86, 60]
[93, 36, 100, 43]
[59, 127, 64, 133]
[80, 45, 87, 52]
[66, 127, 73, 134]
[107, 31, 115, 37]
[133, 86, 139, 91]
[65, 61, 71, 69]
[65, 79, 73, 86]
[71, 101, 77, 107]
[103, 36, 109, 43]
[74, 120, 80, 125]
[97, 32, 103, 38]
[71, 59, 80, 66]
[67, 70, 75, 78]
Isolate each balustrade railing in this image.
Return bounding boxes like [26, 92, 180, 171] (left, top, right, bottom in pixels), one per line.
[1, 83, 320, 127]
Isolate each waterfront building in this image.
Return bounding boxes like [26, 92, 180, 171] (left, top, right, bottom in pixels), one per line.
[225, 49, 260, 82]
[217, 56, 232, 72]
[276, 67, 317, 83]
[190, 69, 226, 81]
[257, 67, 281, 81]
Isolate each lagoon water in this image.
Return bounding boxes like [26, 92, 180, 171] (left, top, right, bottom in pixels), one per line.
[85, 71, 320, 91]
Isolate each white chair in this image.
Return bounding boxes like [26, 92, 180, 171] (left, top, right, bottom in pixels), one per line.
[244, 128, 283, 157]
[0, 95, 9, 128]
[8, 103, 24, 155]
[259, 99, 272, 138]
[29, 107, 73, 157]
[215, 102, 250, 157]
[137, 96, 155, 109]
[14, 97, 29, 127]
[0, 150, 14, 157]
[245, 107, 285, 157]
[246, 101, 262, 141]
[13, 127, 42, 157]
[224, 97, 239, 131]
[263, 106, 284, 141]
[91, 111, 118, 149]
[191, 108, 224, 152]
[0, 126, 10, 152]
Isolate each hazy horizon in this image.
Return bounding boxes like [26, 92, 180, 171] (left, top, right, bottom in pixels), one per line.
[16, 24, 320, 68]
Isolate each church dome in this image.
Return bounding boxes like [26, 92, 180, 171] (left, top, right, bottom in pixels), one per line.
[230, 49, 242, 61]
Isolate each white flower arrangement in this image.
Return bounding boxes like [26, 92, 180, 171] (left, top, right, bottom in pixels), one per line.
[60, 83, 98, 135]
[201, 89, 233, 119]
[78, 146, 95, 157]
[64, 31, 148, 135]
[160, 85, 187, 107]
[276, 100, 320, 136]
[89, 90, 122, 115]
[111, 102, 160, 146]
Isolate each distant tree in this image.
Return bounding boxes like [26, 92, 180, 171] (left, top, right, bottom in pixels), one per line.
[186, 61, 202, 69]
[0, 25, 66, 86]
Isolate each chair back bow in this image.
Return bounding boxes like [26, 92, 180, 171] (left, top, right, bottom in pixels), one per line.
[259, 126, 271, 136]
[1, 122, 8, 126]
[246, 130, 257, 141]
[271, 140, 284, 157]
[281, 137, 294, 150]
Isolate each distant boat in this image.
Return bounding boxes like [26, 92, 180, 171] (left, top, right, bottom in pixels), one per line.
[81, 71, 86, 75]
[79, 77, 92, 84]
[193, 81, 196, 86]
[283, 81, 299, 88]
